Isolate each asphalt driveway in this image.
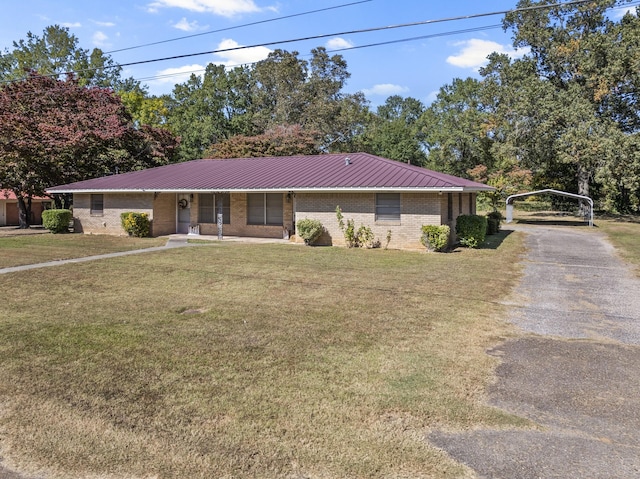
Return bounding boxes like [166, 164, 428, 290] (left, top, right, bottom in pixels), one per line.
[430, 224, 640, 478]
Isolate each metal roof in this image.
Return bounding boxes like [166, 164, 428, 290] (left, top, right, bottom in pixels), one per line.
[46, 153, 494, 193]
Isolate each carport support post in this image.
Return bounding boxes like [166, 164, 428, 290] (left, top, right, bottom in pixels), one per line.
[506, 203, 513, 223]
[217, 199, 223, 240]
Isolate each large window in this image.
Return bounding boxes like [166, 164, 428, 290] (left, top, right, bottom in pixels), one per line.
[247, 193, 283, 225]
[375, 193, 400, 222]
[90, 194, 103, 215]
[198, 193, 230, 224]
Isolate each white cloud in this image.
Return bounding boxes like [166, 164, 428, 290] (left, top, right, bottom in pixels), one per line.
[151, 64, 206, 85]
[213, 38, 271, 67]
[61, 22, 82, 28]
[147, 0, 264, 17]
[446, 39, 527, 70]
[92, 31, 110, 48]
[93, 20, 116, 27]
[361, 84, 409, 97]
[325, 37, 353, 50]
[173, 17, 207, 31]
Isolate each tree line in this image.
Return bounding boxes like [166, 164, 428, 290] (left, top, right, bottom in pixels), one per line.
[1, 0, 640, 228]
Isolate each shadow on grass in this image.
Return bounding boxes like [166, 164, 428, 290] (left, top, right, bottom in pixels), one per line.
[514, 218, 592, 227]
[480, 229, 514, 250]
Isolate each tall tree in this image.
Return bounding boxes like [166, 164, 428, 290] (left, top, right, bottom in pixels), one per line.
[421, 78, 493, 175]
[499, 0, 634, 213]
[355, 95, 427, 165]
[167, 63, 251, 161]
[0, 73, 175, 227]
[0, 25, 132, 89]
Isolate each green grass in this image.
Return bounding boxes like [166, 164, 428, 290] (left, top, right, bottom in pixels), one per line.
[0, 234, 166, 268]
[0, 232, 529, 478]
[596, 217, 640, 275]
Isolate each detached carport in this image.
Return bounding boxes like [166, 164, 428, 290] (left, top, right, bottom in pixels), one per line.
[505, 188, 594, 227]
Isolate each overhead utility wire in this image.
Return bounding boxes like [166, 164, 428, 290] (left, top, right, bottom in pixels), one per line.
[0, 0, 622, 84]
[93, 0, 604, 69]
[105, 0, 373, 54]
[133, 24, 502, 83]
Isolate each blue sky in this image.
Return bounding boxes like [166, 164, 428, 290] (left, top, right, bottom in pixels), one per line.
[0, 1, 635, 107]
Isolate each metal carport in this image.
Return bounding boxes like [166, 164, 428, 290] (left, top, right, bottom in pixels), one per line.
[505, 188, 593, 227]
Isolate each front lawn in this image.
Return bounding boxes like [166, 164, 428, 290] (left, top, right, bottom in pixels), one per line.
[0, 233, 527, 478]
[0, 234, 166, 268]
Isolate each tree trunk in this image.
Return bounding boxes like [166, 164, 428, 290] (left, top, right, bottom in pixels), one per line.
[16, 195, 31, 229]
[577, 164, 591, 219]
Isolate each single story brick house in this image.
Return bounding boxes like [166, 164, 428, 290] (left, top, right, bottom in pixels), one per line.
[46, 153, 492, 249]
[0, 190, 51, 226]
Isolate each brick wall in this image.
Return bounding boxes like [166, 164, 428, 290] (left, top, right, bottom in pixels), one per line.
[193, 193, 293, 239]
[295, 192, 444, 250]
[74, 193, 154, 235]
[152, 193, 177, 236]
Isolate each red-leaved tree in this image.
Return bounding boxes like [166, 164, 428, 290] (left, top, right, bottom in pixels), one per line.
[0, 72, 177, 227]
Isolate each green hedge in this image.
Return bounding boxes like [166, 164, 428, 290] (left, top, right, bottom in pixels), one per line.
[42, 209, 72, 234]
[420, 225, 450, 252]
[456, 214, 487, 248]
[486, 211, 502, 235]
[120, 212, 150, 238]
[296, 218, 324, 245]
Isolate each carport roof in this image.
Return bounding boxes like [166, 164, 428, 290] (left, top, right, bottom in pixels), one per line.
[47, 152, 494, 194]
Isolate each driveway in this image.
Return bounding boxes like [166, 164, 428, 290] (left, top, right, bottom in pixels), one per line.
[430, 224, 640, 478]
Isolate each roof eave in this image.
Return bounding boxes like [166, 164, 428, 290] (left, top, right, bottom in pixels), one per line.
[46, 186, 494, 194]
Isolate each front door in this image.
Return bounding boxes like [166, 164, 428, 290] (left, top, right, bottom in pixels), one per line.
[177, 195, 191, 233]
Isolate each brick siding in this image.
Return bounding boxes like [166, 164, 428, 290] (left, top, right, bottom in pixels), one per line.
[71, 191, 477, 248]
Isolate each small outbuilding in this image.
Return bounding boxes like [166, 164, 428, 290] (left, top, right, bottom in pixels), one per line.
[46, 153, 493, 249]
[0, 190, 51, 226]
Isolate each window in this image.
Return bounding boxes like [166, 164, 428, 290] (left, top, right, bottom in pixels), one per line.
[447, 193, 453, 221]
[247, 193, 283, 225]
[198, 193, 230, 224]
[459, 193, 463, 214]
[375, 193, 400, 222]
[90, 194, 103, 215]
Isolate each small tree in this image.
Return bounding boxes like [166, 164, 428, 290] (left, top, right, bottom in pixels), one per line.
[296, 218, 324, 245]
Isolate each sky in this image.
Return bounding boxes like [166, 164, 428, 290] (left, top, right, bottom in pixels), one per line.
[0, 0, 635, 107]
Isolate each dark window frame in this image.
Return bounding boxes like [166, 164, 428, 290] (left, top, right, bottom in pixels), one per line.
[198, 193, 230, 224]
[247, 193, 283, 226]
[375, 193, 401, 222]
[90, 194, 104, 216]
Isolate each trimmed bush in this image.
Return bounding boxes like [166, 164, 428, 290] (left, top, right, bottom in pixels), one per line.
[456, 214, 487, 248]
[42, 209, 72, 234]
[420, 225, 450, 252]
[296, 218, 324, 245]
[486, 210, 502, 235]
[120, 212, 150, 238]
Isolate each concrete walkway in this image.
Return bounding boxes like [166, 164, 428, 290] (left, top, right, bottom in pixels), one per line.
[430, 224, 640, 478]
[0, 234, 291, 276]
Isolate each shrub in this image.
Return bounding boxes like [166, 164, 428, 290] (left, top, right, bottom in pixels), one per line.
[420, 225, 450, 252]
[335, 206, 380, 248]
[486, 210, 502, 235]
[42, 209, 72, 234]
[120, 212, 150, 238]
[456, 214, 487, 248]
[296, 218, 324, 245]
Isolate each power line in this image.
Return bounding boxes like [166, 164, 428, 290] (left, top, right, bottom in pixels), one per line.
[133, 24, 504, 85]
[0, 0, 634, 86]
[105, 0, 374, 54]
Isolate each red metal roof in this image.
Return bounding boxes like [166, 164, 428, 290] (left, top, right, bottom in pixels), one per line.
[0, 190, 48, 200]
[47, 153, 493, 193]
